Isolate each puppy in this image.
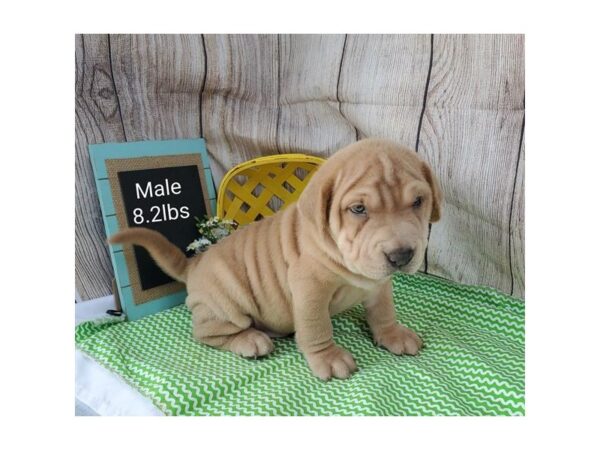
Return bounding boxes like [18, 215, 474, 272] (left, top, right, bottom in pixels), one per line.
[109, 138, 442, 380]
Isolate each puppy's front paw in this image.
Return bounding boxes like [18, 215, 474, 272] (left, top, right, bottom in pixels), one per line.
[375, 324, 423, 355]
[305, 345, 357, 381]
[228, 328, 274, 358]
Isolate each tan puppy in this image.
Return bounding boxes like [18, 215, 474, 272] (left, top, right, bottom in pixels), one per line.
[110, 139, 442, 380]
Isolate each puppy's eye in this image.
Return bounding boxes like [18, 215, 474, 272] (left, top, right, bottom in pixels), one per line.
[349, 204, 367, 215]
[412, 196, 423, 208]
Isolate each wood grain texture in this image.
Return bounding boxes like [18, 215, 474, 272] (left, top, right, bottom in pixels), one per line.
[339, 34, 431, 147]
[108, 34, 205, 141]
[201, 35, 279, 185]
[510, 124, 525, 298]
[418, 34, 525, 293]
[277, 34, 356, 156]
[75, 34, 525, 300]
[75, 34, 126, 300]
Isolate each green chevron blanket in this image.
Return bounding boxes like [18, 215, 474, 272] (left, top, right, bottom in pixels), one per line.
[75, 273, 525, 416]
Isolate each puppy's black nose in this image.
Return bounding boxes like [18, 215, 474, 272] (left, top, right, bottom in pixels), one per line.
[385, 247, 415, 268]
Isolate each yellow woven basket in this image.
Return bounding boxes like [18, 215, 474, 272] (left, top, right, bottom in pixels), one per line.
[217, 154, 325, 226]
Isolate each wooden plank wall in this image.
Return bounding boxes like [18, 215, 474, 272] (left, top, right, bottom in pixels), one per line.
[75, 34, 525, 301]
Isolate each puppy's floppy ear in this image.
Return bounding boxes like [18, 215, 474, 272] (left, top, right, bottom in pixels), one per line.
[421, 160, 442, 222]
[297, 167, 335, 236]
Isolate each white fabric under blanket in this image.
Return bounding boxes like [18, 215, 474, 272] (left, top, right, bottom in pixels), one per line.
[75, 296, 163, 416]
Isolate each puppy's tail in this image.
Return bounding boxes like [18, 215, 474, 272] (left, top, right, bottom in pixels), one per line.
[108, 228, 189, 283]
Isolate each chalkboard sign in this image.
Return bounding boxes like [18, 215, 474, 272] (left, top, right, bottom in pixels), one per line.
[89, 139, 216, 321]
[117, 165, 207, 290]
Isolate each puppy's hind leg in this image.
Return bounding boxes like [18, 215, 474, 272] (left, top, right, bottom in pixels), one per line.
[190, 303, 274, 358]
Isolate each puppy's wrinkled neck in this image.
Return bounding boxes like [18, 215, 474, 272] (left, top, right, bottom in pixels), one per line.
[295, 204, 385, 290]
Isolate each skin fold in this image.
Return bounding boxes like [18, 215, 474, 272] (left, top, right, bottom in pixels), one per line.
[110, 138, 443, 380]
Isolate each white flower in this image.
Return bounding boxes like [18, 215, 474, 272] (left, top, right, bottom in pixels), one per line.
[211, 228, 229, 239]
[188, 216, 238, 254]
[186, 237, 212, 253]
[186, 240, 200, 252]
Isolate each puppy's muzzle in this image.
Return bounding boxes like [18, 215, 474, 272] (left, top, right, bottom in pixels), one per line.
[385, 247, 415, 268]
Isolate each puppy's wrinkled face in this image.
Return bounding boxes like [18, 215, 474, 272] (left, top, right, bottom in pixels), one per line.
[301, 140, 442, 280]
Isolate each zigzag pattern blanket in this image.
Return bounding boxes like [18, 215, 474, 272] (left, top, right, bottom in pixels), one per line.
[75, 273, 525, 415]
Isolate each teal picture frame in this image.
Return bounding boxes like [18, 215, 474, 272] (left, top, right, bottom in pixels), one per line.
[89, 138, 216, 321]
